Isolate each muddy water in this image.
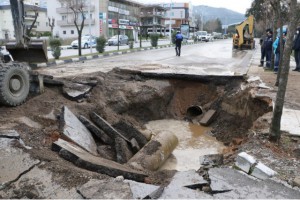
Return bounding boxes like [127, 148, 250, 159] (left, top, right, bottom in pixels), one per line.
[145, 119, 225, 171]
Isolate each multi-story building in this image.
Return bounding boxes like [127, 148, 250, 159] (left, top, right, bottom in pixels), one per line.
[48, 0, 142, 40]
[0, 4, 49, 40]
[161, 3, 191, 31]
[140, 5, 166, 36]
[47, 0, 99, 39]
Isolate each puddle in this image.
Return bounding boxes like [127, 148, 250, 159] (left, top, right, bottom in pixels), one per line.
[145, 119, 225, 171]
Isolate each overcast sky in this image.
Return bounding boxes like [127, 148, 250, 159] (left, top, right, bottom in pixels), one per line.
[135, 0, 253, 14]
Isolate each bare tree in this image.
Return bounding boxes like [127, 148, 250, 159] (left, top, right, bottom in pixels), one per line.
[58, 0, 88, 56]
[269, 0, 299, 142]
[48, 17, 55, 37]
[194, 13, 202, 31]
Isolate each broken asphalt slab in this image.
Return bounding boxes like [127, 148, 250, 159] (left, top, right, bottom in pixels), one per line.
[0, 165, 81, 199]
[77, 178, 160, 199]
[209, 167, 300, 199]
[52, 139, 147, 182]
[0, 137, 40, 189]
[60, 106, 98, 156]
[62, 82, 92, 100]
[159, 170, 212, 199]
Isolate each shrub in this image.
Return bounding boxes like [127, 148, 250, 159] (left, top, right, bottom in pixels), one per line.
[150, 34, 159, 47]
[49, 38, 61, 59]
[128, 36, 134, 49]
[96, 36, 106, 53]
[171, 31, 177, 44]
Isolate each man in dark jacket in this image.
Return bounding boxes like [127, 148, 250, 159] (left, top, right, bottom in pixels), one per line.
[259, 29, 271, 67]
[175, 31, 183, 56]
[292, 27, 300, 72]
[264, 30, 273, 69]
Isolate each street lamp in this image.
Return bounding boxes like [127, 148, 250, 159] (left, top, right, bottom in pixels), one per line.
[88, 0, 92, 53]
[169, 0, 172, 44]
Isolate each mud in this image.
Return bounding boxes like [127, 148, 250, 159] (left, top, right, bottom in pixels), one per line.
[0, 67, 299, 192]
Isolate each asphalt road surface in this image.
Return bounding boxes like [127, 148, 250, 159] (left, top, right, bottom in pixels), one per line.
[40, 39, 253, 78]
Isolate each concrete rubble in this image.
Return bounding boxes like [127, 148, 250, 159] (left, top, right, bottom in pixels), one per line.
[52, 138, 147, 182]
[62, 82, 92, 100]
[235, 152, 277, 180]
[60, 106, 98, 156]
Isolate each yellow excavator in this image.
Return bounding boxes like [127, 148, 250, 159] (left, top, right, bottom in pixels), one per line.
[232, 15, 255, 49]
[0, 0, 47, 106]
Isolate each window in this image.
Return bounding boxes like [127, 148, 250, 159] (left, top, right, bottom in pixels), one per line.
[71, 30, 74, 34]
[62, 15, 67, 20]
[46, 22, 48, 26]
[63, 30, 66, 34]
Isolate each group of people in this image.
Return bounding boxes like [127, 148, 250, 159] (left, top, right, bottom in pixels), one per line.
[260, 27, 300, 73]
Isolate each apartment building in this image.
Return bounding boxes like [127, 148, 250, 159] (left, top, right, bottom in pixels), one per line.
[140, 5, 167, 36]
[0, 4, 49, 40]
[161, 3, 192, 31]
[48, 0, 142, 39]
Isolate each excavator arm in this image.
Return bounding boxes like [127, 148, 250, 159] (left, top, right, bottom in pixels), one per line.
[5, 0, 48, 63]
[233, 15, 255, 49]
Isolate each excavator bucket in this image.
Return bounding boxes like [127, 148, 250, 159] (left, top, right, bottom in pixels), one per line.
[6, 39, 48, 63]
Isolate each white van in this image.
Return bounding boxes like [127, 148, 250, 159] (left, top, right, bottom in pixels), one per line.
[196, 31, 209, 42]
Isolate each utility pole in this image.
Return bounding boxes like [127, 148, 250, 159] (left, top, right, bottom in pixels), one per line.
[88, 0, 92, 53]
[117, 11, 120, 51]
[169, 0, 172, 44]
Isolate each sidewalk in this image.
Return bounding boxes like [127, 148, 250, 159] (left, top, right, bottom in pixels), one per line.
[248, 47, 300, 136]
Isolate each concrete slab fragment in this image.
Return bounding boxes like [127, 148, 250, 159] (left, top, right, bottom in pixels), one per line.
[210, 168, 300, 199]
[0, 166, 81, 199]
[235, 152, 256, 173]
[0, 129, 20, 139]
[0, 138, 40, 187]
[200, 110, 216, 126]
[113, 121, 148, 147]
[115, 136, 133, 164]
[60, 106, 98, 156]
[77, 179, 132, 199]
[63, 82, 92, 100]
[160, 170, 211, 199]
[251, 162, 277, 180]
[78, 115, 113, 145]
[124, 180, 160, 199]
[52, 139, 147, 182]
[280, 108, 300, 136]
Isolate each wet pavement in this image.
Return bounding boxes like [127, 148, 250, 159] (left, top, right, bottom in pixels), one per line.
[38, 39, 253, 78]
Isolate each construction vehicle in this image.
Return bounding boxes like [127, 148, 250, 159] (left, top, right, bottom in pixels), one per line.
[232, 15, 255, 49]
[0, 0, 47, 106]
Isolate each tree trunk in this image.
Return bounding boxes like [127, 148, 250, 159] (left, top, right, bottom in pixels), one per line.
[269, 0, 298, 142]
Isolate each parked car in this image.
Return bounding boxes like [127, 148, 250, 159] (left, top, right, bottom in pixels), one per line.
[71, 35, 96, 49]
[196, 31, 209, 42]
[0, 46, 13, 63]
[107, 35, 129, 46]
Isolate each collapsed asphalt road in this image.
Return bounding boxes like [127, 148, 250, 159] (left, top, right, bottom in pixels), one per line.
[1, 39, 300, 198]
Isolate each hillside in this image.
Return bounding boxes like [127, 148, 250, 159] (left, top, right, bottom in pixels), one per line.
[193, 5, 246, 25]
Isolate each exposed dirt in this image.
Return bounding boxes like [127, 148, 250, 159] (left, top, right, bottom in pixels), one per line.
[0, 65, 300, 191]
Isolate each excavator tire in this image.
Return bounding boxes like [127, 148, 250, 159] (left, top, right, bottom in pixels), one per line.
[0, 62, 30, 106]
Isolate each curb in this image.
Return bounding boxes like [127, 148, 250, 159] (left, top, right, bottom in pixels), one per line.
[32, 42, 198, 68]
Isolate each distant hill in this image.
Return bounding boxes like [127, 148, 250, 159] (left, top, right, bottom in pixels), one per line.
[193, 5, 246, 25]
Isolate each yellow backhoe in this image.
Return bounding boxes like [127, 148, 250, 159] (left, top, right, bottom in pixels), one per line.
[232, 15, 255, 50]
[0, 0, 47, 106]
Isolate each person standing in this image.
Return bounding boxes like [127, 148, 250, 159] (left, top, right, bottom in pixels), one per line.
[259, 29, 271, 67]
[175, 31, 183, 56]
[273, 32, 287, 74]
[264, 30, 273, 69]
[292, 27, 300, 72]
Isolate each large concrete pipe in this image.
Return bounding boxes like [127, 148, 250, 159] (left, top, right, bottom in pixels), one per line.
[128, 131, 178, 171]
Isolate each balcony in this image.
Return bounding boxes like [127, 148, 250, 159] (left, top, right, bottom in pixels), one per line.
[140, 12, 165, 17]
[57, 19, 95, 27]
[56, 6, 95, 14]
